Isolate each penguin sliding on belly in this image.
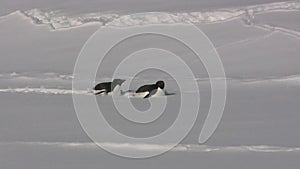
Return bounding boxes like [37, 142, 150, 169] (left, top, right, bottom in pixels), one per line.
[93, 79, 125, 96]
[135, 81, 165, 98]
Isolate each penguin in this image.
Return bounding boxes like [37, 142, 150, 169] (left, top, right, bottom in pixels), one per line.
[135, 81, 165, 98]
[94, 79, 125, 96]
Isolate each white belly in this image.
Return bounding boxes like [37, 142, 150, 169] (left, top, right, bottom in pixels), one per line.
[151, 87, 165, 97]
[133, 91, 149, 98]
[93, 89, 106, 95]
[108, 85, 121, 96]
[133, 88, 165, 98]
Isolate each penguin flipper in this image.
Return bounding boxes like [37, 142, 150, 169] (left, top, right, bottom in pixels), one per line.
[143, 89, 157, 98]
[144, 93, 150, 98]
[94, 90, 106, 95]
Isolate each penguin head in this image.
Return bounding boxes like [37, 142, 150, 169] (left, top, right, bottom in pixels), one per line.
[113, 79, 126, 85]
[156, 81, 165, 89]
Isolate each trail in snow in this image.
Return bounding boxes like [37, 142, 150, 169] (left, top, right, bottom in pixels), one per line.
[1, 141, 300, 153]
[253, 23, 300, 38]
[0, 74, 299, 95]
[215, 32, 275, 49]
[0, 87, 88, 95]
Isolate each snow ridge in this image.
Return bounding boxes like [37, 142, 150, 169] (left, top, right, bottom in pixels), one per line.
[17, 1, 300, 30]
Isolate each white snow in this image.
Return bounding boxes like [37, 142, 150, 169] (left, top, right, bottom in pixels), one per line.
[1, 0, 300, 168]
[7, 1, 299, 30]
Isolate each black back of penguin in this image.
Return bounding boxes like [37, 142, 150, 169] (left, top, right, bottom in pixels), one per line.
[94, 82, 112, 92]
[136, 80, 165, 93]
[94, 79, 125, 93]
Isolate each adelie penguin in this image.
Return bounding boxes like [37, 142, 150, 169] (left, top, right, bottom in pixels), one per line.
[135, 80, 165, 98]
[93, 79, 125, 96]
